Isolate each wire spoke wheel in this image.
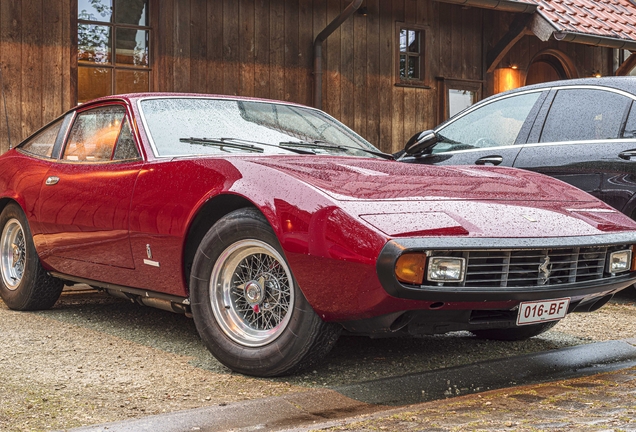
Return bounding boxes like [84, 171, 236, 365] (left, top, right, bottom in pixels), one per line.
[1, 218, 26, 290]
[210, 239, 294, 347]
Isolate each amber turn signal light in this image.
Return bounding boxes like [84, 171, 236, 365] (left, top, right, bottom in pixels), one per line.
[631, 246, 636, 271]
[395, 253, 427, 285]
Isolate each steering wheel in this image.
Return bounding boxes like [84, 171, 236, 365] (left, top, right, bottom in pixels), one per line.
[473, 137, 498, 148]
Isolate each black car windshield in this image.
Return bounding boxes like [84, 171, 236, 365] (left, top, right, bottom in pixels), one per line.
[139, 98, 380, 157]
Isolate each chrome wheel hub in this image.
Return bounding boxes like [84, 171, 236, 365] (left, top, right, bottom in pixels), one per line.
[11, 243, 22, 267]
[244, 280, 264, 306]
[210, 239, 294, 347]
[1, 218, 26, 290]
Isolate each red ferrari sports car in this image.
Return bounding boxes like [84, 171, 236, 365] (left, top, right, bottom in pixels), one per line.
[1, 94, 636, 377]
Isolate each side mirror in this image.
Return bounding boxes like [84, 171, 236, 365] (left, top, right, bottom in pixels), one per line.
[404, 130, 438, 156]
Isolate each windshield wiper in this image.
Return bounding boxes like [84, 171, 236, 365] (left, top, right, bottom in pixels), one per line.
[218, 138, 316, 155]
[180, 137, 264, 153]
[280, 140, 394, 160]
[180, 137, 316, 155]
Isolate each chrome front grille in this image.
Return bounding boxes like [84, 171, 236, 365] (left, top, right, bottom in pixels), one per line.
[429, 246, 625, 288]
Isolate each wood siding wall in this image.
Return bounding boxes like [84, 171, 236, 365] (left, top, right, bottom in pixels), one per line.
[153, 0, 486, 153]
[0, 0, 616, 155]
[0, 0, 74, 154]
[487, 11, 612, 97]
[153, 0, 613, 153]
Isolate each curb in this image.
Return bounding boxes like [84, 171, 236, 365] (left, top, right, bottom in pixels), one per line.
[71, 339, 636, 432]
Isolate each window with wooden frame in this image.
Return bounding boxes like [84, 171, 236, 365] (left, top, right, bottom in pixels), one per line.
[77, 0, 151, 103]
[396, 23, 427, 86]
[438, 78, 482, 122]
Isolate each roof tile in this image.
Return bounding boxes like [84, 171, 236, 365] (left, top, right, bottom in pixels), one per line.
[523, 0, 636, 42]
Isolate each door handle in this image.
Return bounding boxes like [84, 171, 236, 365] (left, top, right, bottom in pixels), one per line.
[619, 150, 636, 160]
[475, 156, 503, 166]
[45, 176, 59, 186]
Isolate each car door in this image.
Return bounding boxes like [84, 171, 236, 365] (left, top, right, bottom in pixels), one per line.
[605, 101, 636, 215]
[5, 116, 71, 251]
[402, 90, 547, 166]
[514, 87, 635, 206]
[36, 104, 143, 271]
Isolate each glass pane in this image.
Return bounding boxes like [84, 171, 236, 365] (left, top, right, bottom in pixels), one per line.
[115, 69, 149, 94]
[64, 106, 126, 162]
[116, 29, 148, 66]
[115, 0, 148, 26]
[140, 98, 375, 157]
[408, 56, 420, 80]
[78, 67, 112, 103]
[408, 30, 419, 53]
[434, 92, 541, 153]
[78, 0, 113, 22]
[448, 89, 475, 118]
[113, 118, 140, 160]
[20, 118, 64, 158]
[399, 55, 406, 78]
[399, 30, 407, 52]
[541, 89, 629, 143]
[78, 24, 112, 64]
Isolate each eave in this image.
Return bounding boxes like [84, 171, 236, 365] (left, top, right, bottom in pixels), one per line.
[435, 0, 537, 14]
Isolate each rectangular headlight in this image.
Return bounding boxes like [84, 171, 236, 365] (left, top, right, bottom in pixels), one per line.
[427, 257, 466, 282]
[608, 249, 632, 274]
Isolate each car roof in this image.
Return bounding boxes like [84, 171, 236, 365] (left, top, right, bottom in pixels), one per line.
[494, 76, 636, 98]
[78, 92, 311, 110]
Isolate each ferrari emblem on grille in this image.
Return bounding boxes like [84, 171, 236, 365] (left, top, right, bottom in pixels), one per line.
[538, 255, 552, 285]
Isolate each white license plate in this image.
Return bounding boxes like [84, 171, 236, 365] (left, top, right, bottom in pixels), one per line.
[516, 298, 570, 326]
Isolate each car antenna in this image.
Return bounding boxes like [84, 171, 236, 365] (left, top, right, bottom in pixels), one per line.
[0, 65, 11, 150]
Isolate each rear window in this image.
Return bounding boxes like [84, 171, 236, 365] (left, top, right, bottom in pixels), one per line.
[541, 89, 630, 143]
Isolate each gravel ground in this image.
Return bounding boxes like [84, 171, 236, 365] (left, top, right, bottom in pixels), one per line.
[0, 287, 634, 431]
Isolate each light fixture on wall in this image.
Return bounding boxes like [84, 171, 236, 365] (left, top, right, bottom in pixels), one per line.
[592, 70, 602, 78]
[357, 6, 368, 16]
[494, 66, 523, 94]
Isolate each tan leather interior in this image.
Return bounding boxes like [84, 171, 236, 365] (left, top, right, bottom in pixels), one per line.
[64, 127, 119, 161]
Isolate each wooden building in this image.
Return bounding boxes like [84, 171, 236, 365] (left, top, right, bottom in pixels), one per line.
[2, 0, 636, 155]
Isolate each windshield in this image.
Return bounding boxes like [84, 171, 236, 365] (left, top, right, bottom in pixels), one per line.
[139, 98, 379, 157]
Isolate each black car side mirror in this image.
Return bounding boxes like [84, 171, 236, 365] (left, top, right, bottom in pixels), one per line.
[404, 130, 438, 156]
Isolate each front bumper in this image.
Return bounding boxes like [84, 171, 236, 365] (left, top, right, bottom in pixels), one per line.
[377, 233, 636, 302]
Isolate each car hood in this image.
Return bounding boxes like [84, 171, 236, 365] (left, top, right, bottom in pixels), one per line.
[250, 157, 596, 203]
[245, 157, 636, 237]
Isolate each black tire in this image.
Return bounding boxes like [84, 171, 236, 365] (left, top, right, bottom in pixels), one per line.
[471, 320, 559, 341]
[0, 203, 63, 310]
[190, 208, 341, 377]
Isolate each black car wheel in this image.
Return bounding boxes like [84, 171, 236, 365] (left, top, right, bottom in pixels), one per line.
[0, 203, 63, 310]
[471, 320, 559, 341]
[190, 208, 341, 377]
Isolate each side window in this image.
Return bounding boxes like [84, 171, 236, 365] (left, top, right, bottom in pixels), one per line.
[113, 118, 140, 160]
[541, 89, 630, 143]
[20, 118, 64, 158]
[63, 106, 126, 162]
[622, 102, 636, 139]
[433, 92, 541, 154]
